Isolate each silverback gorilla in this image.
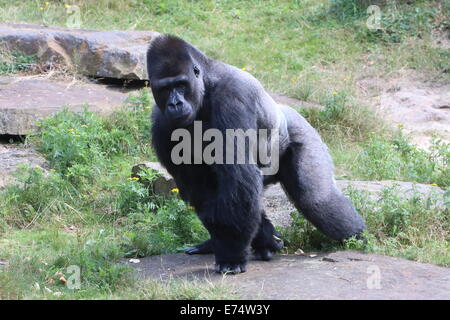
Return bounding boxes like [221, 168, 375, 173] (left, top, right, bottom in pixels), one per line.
[147, 35, 366, 274]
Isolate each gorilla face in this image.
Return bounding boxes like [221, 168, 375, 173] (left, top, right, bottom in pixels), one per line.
[148, 38, 204, 127]
[150, 70, 198, 127]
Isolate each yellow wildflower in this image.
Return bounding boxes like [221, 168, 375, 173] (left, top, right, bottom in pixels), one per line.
[397, 123, 404, 128]
[241, 67, 247, 71]
[331, 91, 338, 95]
[171, 188, 179, 193]
[45, 1, 49, 6]
[187, 206, 195, 210]
[39, 7, 44, 10]
[431, 183, 438, 186]
[64, 4, 71, 9]
[128, 177, 140, 181]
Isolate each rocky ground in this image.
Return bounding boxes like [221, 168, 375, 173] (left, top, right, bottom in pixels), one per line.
[359, 72, 450, 148]
[125, 250, 450, 300]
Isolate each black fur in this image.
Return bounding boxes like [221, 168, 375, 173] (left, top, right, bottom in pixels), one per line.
[147, 35, 366, 274]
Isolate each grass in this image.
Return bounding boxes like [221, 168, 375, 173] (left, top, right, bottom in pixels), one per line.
[0, 0, 449, 299]
[280, 185, 450, 266]
[0, 92, 223, 299]
[0, 0, 448, 92]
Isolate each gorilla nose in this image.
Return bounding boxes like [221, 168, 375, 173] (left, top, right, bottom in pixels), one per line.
[167, 102, 185, 115]
[167, 100, 184, 109]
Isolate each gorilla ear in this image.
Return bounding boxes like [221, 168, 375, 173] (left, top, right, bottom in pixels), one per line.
[193, 65, 200, 78]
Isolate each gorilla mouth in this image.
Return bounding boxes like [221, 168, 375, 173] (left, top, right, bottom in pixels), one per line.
[172, 114, 194, 127]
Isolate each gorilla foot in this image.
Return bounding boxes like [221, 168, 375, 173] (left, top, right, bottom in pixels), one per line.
[185, 239, 214, 255]
[214, 262, 247, 274]
[253, 248, 274, 261]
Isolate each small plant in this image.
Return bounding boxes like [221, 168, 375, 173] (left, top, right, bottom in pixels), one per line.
[299, 91, 385, 142]
[0, 48, 37, 75]
[122, 193, 208, 258]
[353, 133, 449, 187]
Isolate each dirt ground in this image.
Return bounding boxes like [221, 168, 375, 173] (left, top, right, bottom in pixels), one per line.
[358, 71, 450, 148]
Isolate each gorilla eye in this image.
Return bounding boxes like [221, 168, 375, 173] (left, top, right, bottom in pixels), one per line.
[193, 65, 200, 78]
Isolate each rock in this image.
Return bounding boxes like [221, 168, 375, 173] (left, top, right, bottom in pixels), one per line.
[265, 180, 445, 227]
[126, 250, 450, 299]
[131, 162, 177, 197]
[0, 143, 47, 188]
[0, 23, 159, 80]
[135, 162, 445, 227]
[268, 91, 324, 110]
[0, 76, 129, 135]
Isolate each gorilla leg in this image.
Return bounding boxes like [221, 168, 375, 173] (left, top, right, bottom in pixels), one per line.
[251, 212, 284, 260]
[200, 202, 261, 274]
[187, 212, 284, 260]
[279, 143, 365, 240]
[203, 222, 256, 274]
[278, 109, 366, 240]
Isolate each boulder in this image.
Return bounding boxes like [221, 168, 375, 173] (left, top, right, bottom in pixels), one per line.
[0, 76, 129, 135]
[131, 162, 177, 197]
[0, 143, 47, 188]
[0, 23, 159, 80]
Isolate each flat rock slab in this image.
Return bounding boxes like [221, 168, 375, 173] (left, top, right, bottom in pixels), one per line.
[0, 76, 129, 135]
[268, 91, 324, 110]
[0, 143, 47, 188]
[264, 180, 445, 227]
[127, 251, 450, 299]
[0, 23, 159, 80]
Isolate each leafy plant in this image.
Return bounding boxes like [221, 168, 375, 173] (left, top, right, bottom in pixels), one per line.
[0, 49, 37, 75]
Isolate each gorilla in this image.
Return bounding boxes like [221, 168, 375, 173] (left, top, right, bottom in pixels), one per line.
[147, 35, 366, 274]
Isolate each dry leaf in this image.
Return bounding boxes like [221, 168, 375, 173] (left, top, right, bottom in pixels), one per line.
[129, 258, 140, 264]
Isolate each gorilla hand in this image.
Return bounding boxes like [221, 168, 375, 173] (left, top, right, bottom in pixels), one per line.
[252, 215, 284, 261]
[185, 239, 213, 255]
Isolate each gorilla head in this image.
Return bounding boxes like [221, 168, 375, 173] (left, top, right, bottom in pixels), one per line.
[147, 36, 206, 127]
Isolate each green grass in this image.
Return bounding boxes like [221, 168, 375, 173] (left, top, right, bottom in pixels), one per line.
[0, 0, 447, 92]
[0, 91, 219, 299]
[280, 185, 450, 266]
[0, 228, 234, 299]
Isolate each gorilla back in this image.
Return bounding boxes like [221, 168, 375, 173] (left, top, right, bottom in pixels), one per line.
[147, 35, 366, 274]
